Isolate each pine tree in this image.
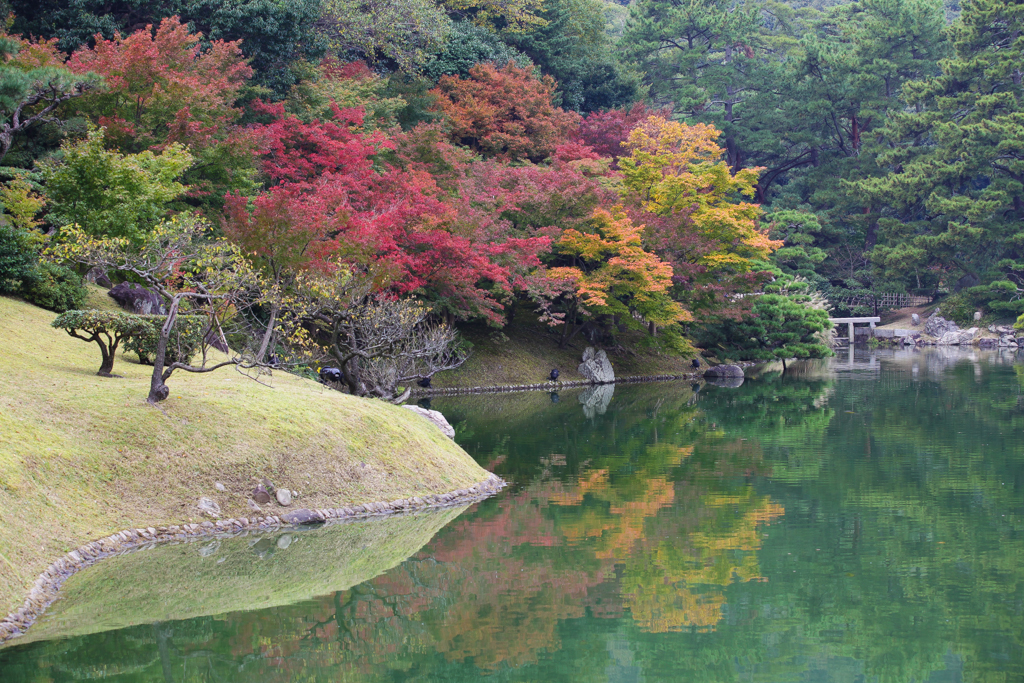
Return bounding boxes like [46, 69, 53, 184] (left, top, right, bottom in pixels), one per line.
[857, 0, 1023, 301]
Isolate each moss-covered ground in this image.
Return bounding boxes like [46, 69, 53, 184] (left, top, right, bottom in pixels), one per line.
[0, 291, 489, 617]
[434, 307, 698, 389]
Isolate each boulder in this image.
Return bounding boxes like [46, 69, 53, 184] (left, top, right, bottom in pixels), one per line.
[974, 311, 983, 321]
[578, 347, 615, 384]
[276, 488, 292, 506]
[403, 405, 456, 439]
[704, 364, 744, 379]
[197, 497, 221, 518]
[911, 313, 921, 326]
[253, 485, 272, 505]
[999, 335, 1018, 347]
[978, 337, 998, 348]
[108, 282, 165, 315]
[1016, 337, 1024, 347]
[85, 267, 112, 288]
[937, 328, 977, 345]
[924, 315, 959, 338]
[280, 509, 325, 525]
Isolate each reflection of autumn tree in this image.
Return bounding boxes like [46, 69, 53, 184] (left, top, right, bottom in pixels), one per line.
[621, 488, 783, 633]
[184, 421, 783, 679]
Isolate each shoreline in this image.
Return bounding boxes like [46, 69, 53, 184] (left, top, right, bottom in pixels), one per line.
[415, 365, 761, 397]
[0, 472, 505, 647]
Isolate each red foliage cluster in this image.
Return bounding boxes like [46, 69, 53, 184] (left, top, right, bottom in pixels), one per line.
[67, 16, 252, 151]
[56, 17, 768, 328]
[574, 102, 671, 164]
[430, 62, 581, 163]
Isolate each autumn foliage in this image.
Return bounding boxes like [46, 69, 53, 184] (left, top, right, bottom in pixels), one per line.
[13, 14, 778, 353]
[430, 62, 580, 162]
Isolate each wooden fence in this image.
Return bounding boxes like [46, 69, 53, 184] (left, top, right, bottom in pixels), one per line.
[827, 291, 931, 312]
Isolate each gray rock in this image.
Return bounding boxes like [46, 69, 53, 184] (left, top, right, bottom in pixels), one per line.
[999, 334, 1016, 347]
[276, 488, 292, 506]
[280, 509, 324, 525]
[248, 499, 262, 512]
[978, 337, 998, 348]
[974, 311, 983, 321]
[85, 267, 112, 289]
[924, 316, 959, 337]
[579, 384, 614, 419]
[108, 282, 165, 315]
[578, 347, 615, 384]
[996, 325, 1014, 334]
[197, 497, 221, 518]
[1016, 337, 1024, 347]
[253, 485, 272, 505]
[911, 313, 921, 326]
[214, 482, 226, 492]
[704, 364, 744, 378]
[403, 405, 456, 439]
[937, 328, 977, 345]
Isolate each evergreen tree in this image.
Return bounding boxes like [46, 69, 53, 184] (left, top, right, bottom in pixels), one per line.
[857, 0, 1024, 303]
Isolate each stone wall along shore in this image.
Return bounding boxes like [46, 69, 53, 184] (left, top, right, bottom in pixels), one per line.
[413, 373, 702, 397]
[0, 473, 505, 646]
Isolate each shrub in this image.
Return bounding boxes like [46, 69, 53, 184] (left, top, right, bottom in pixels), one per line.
[51, 310, 151, 376]
[124, 314, 207, 366]
[937, 291, 978, 327]
[21, 261, 87, 312]
[0, 223, 36, 294]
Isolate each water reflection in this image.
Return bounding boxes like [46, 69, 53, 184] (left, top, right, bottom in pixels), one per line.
[2, 348, 1022, 682]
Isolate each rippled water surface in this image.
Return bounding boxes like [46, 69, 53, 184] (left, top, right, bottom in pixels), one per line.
[2, 347, 1023, 682]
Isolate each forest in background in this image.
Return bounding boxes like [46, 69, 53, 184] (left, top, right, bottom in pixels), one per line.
[0, 0, 1021, 381]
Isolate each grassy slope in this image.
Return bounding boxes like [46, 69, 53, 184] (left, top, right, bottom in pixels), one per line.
[434, 308, 696, 389]
[0, 292, 489, 617]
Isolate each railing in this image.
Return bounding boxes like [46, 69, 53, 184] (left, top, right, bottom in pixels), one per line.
[826, 291, 931, 312]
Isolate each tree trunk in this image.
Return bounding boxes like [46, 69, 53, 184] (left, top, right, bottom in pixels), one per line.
[256, 301, 279, 363]
[97, 342, 115, 377]
[148, 296, 180, 403]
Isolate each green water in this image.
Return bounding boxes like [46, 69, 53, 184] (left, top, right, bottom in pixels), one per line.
[2, 347, 1023, 682]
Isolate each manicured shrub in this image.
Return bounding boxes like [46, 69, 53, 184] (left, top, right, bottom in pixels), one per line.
[51, 310, 151, 376]
[0, 224, 35, 294]
[124, 314, 207, 366]
[21, 261, 87, 312]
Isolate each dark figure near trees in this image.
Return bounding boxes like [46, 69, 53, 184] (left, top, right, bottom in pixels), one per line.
[319, 367, 342, 383]
[417, 377, 432, 388]
[691, 358, 701, 370]
[549, 368, 560, 381]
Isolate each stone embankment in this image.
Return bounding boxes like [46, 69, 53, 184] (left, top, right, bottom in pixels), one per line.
[873, 312, 1022, 348]
[0, 473, 505, 646]
[413, 373, 699, 397]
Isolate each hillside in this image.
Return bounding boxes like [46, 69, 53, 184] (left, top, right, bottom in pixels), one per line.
[0, 294, 490, 617]
[433, 307, 698, 390]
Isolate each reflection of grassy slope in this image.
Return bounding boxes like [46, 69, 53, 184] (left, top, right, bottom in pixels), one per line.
[18, 507, 466, 644]
[0, 295, 489, 616]
[435, 308, 694, 389]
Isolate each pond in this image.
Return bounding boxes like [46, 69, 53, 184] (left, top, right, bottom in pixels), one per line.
[1, 347, 1023, 682]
